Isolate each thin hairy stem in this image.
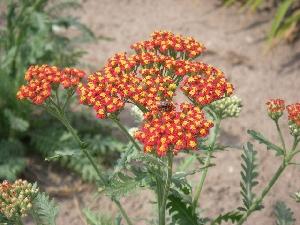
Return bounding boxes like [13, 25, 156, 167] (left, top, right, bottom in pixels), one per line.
[57, 111, 106, 185]
[275, 120, 286, 152]
[159, 152, 174, 225]
[44, 103, 134, 225]
[114, 199, 134, 225]
[192, 118, 221, 211]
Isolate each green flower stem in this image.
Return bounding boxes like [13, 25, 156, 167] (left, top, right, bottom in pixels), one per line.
[192, 151, 212, 211]
[16, 217, 24, 225]
[159, 152, 174, 225]
[56, 110, 106, 185]
[45, 105, 134, 225]
[192, 118, 221, 211]
[114, 199, 134, 225]
[110, 117, 142, 152]
[237, 138, 300, 225]
[275, 120, 286, 152]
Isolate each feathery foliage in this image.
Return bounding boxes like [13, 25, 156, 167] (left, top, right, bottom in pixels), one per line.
[274, 201, 295, 225]
[31, 192, 59, 225]
[0, 0, 101, 179]
[167, 193, 205, 225]
[0, 140, 26, 181]
[239, 142, 259, 211]
[83, 208, 120, 225]
[211, 211, 243, 225]
[248, 130, 284, 156]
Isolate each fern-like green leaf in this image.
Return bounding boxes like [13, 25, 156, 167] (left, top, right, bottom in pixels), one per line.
[0, 140, 26, 180]
[83, 208, 115, 225]
[239, 142, 259, 211]
[104, 172, 147, 199]
[167, 193, 206, 225]
[274, 201, 295, 225]
[3, 109, 29, 132]
[211, 211, 243, 225]
[31, 192, 58, 225]
[247, 130, 284, 156]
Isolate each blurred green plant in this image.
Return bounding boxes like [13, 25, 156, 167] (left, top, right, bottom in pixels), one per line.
[274, 201, 295, 225]
[222, 0, 300, 44]
[0, 0, 121, 181]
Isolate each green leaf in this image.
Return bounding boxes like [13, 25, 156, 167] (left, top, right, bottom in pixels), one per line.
[83, 208, 114, 225]
[269, 0, 295, 40]
[45, 149, 81, 161]
[167, 193, 203, 225]
[273, 9, 300, 40]
[178, 155, 196, 171]
[274, 201, 295, 225]
[31, 192, 58, 225]
[239, 142, 259, 211]
[4, 109, 29, 132]
[247, 130, 284, 156]
[104, 172, 147, 199]
[211, 211, 243, 224]
[0, 139, 26, 181]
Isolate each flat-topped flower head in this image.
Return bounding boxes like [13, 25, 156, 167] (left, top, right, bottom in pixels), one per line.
[77, 31, 234, 122]
[181, 71, 233, 107]
[131, 31, 206, 59]
[135, 103, 213, 156]
[287, 103, 300, 136]
[0, 180, 38, 219]
[17, 64, 85, 105]
[266, 99, 285, 120]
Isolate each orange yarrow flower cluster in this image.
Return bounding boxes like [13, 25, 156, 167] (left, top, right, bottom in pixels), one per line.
[76, 31, 234, 156]
[17, 65, 85, 105]
[182, 70, 233, 107]
[131, 31, 205, 58]
[78, 52, 178, 118]
[135, 103, 213, 156]
[287, 103, 300, 126]
[266, 99, 285, 120]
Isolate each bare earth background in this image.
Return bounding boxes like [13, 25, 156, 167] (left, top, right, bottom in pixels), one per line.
[27, 0, 300, 224]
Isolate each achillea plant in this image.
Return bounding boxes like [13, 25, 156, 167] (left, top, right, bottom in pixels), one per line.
[14, 31, 300, 225]
[0, 180, 57, 225]
[0, 180, 38, 219]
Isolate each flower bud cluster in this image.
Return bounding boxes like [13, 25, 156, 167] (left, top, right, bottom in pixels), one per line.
[210, 96, 242, 119]
[17, 65, 85, 105]
[266, 99, 285, 121]
[287, 103, 300, 136]
[0, 180, 38, 219]
[135, 103, 213, 156]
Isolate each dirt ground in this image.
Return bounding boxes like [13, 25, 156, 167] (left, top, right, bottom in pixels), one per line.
[27, 0, 300, 224]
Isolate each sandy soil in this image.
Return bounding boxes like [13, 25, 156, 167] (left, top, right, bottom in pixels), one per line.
[27, 0, 300, 224]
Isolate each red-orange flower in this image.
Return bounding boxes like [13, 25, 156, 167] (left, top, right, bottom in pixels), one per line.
[266, 99, 285, 120]
[135, 103, 213, 156]
[131, 31, 206, 59]
[17, 65, 85, 105]
[181, 71, 233, 106]
[287, 103, 300, 126]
